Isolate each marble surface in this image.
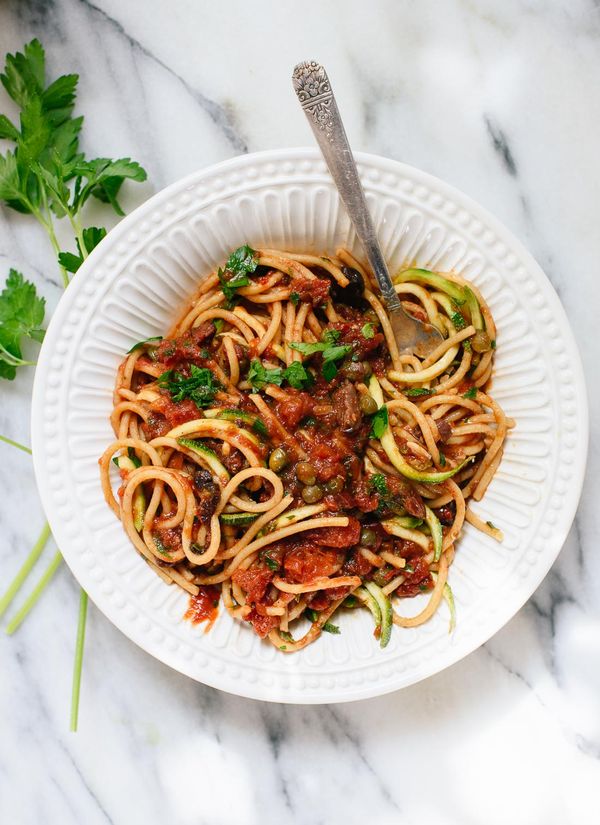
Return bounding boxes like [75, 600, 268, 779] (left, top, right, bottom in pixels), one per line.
[1, 1, 599, 822]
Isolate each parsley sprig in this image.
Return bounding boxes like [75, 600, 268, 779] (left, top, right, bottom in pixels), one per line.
[289, 329, 352, 381]
[0, 39, 148, 732]
[158, 365, 221, 407]
[247, 358, 313, 391]
[0, 270, 46, 379]
[218, 244, 258, 305]
[0, 39, 146, 286]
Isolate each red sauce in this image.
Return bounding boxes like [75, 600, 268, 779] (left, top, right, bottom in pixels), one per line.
[289, 274, 330, 306]
[184, 585, 220, 631]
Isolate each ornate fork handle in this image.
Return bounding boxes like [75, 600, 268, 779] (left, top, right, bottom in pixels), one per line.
[292, 60, 402, 313]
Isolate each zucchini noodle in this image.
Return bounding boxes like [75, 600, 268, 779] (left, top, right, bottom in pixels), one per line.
[101, 245, 511, 652]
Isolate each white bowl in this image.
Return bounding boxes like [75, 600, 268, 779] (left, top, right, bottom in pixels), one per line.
[31, 148, 588, 702]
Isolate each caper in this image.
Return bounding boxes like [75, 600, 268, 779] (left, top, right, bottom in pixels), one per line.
[268, 447, 289, 473]
[296, 461, 317, 485]
[325, 475, 345, 494]
[359, 527, 377, 547]
[302, 484, 324, 504]
[471, 330, 491, 353]
[359, 393, 378, 416]
[341, 361, 366, 382]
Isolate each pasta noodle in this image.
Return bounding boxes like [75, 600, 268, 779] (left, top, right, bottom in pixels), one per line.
[101, 246, 511, 651]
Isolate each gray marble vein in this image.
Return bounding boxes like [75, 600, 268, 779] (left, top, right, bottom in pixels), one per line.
[1, 0, 599, 823]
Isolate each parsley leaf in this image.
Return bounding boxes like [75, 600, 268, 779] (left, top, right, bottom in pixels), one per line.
[217, 244, 258, 305]
[288, 329, 351, 382]
[369, 474, 388, 496]
[247, 359, 284, 390]
[0, 269, 45, 379]
[127, 335, 163, 354]
[305, 608, 319, 623]
[451, 311, 466, 330]
[283, 361, 314, 390]
[490, 339, 496, 349]
[463, 386, 477, 399]
[370, 406, 389, 439]
[263, 555, 279, 571]
[439, 453, 446, 467]
[58, 226, 106, 273]
[361, 322, 375, 339]
[322, 622, 341, 634]
[404, 387, 435, 398]
[226, 244, 258, 275]
[0, 39, 146, 275]
[158, 365, 220, 407]
[486, 520, 497, 530]
[289, 291, 300, 307]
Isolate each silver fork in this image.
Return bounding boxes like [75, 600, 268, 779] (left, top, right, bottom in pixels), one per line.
[292, 60, 443, 358]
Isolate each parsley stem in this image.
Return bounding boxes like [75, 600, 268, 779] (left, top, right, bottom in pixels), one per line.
[70, 589, 88, 732]
[5, 549, 62, 634]
[67, 212, 87, 261]
[0, 434, 32, 454]
[0, 521, 51, 618]
[44, 220, 70, 288]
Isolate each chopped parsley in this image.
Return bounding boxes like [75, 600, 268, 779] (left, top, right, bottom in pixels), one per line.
[361, 322, 375, 339]
[290, 291, 300, 307]
[279, 630, 294, 643]
[463, 386, 477, 399]
[247, 358, 314, 390]
[217, 244, 258, 304]
[247, 359, 283, 389]
[158, 364, 220, 407]
[370, 406, 388, 439]
[439, 453, 446, 467]
[289, 328, 351, 382]
[463, 339, 472, 351]
[369, 473, 388, 496]
[305, 608, 319, 623]
[451, 311, 466, 331]
[127, 335, 162, 354]
[283, 360, 314, 390]
[490, 339, 496, 349]
[486, 520, 497, 530]
[263, 554, 279, 571]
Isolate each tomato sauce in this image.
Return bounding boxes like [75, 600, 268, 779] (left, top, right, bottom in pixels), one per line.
[184, 585, 220, 630]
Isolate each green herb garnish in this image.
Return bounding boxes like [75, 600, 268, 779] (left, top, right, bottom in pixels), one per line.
[158, 364, 220, 407]
[305, 608, 319, 623]
[263, 554, 279, 571]
[486, 520, 497, 530]
[451, 311, 466, 331]
[361, 322, 375, 339]
[290, 291, 300, 307]
[282, 360, 314, 390]
[247, 359, 284, 390]
[463, 386, 477, 399]
[217, 244, 258, 304]
[127, 335, 162, 354]
[369, 474, 388, 496]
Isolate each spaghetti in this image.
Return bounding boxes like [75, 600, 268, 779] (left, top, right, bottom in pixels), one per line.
[101, 245, 513, 652]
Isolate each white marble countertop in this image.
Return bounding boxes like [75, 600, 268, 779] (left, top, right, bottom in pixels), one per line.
[1, 1, 599, 822]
